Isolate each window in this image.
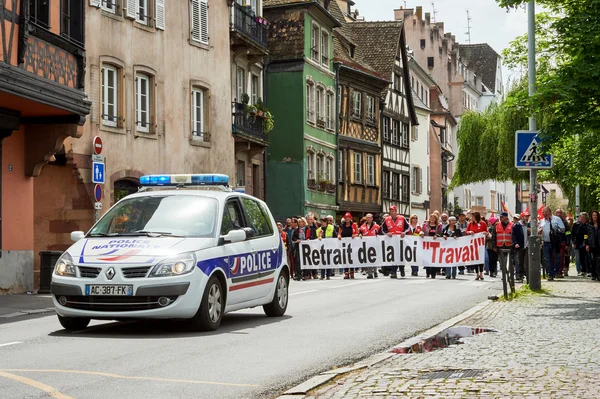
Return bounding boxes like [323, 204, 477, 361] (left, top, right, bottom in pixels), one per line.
[316, 87, 324, 124]
[29, 0, 50, 28]
[325, 158, 332, 182]
[326, 92, 334, 130]
[420, 39, 426, 49]
[99, 0, 117, 14]
[316, 155, 324, 180]
[411, 125, 418, 141]
[392, 173, 400, 200]
[476, 197, 484, 207]
[366, 95, 375, 122]
[401, 175, 410, 202]
[383, 117, 390, 142]
[251, 74, 259, 106]
[101, 65, 118, 127]
[354, 152, 362, 184]
[427, 57, 434, 69]
[236, 66, 246, 104]
[135, 73, 151, 133]
[337, 150, 343, 182]
[412, 166, 422, 194]
[241, 198, 273, 237]
[393, 73, 401, 92]
[61, 0, 84, 45]
[192, 88, 206, 141]
[402, 123, 409, 147]
[136, 0, 150, 24]
[321, 31, 329, 65]
[311, 25, 320, 62]
[306, 83, 315, 122]
[337, 86, 342, 115]
[367, 155, 375, 186]
[352, 91, 361, 117]
[307, 152, 314, 180]
[191, 0, 209, 44]
[383, 171, 390, 198]
[236, 161, 246, 186]
[392, 120, 400, 145]
[221, 199, 245, 236]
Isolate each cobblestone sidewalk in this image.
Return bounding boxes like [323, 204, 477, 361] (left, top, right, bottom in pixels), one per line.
[306, 278, 600, 399]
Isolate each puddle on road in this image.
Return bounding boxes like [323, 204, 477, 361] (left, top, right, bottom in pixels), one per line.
[390, 326, 497, 354]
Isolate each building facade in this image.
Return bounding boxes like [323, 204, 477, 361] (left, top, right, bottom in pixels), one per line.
[0, 0, 91, 292]
[330, 1, 389, 221]
[352, 21, 417, 217]
[231, 0, 270, 199]
[30, 0, 234, 289]
[264, 0, 339, 220]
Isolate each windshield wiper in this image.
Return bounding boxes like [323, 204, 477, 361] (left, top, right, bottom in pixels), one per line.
[88, 233, 119, 237]
[131, 230, 184, 237]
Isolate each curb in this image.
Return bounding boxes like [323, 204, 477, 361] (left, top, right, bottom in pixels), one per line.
[0, 308, 55, 319]
[277, 299, 494, 398]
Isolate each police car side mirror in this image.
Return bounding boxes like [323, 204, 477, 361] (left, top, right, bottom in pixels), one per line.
[71, 231, 85, 242]
[222, 229, 247, 244]
[242, 227, 255, 239]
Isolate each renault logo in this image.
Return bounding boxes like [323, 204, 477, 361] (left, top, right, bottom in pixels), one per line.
[106, 267, 116, 280]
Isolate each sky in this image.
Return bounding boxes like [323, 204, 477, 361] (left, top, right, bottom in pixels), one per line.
[356, 0, 533, 83]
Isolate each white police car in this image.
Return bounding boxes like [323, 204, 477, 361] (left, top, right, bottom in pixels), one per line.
[51, 174, 289, 331]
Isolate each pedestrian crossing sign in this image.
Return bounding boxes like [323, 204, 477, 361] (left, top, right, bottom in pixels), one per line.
[515, 131, 553, 169]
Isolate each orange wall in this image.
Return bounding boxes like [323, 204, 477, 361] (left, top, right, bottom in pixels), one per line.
[2, 127, 34, 250]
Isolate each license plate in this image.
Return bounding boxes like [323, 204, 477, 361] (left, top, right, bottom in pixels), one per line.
[85, 285, 133, 296]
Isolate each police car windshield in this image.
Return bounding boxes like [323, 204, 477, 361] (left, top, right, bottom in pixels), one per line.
[89, 195, 218, 238]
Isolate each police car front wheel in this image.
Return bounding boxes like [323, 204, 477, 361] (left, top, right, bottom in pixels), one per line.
[58, 315, 91, 331]
[191, 276, 224, 331]
[263, 272, 289, 317]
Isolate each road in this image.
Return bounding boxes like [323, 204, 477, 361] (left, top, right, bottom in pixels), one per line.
[0, 272, 503, 399]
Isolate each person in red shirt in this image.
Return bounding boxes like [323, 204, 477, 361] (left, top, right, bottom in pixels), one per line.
[382, 205, 409, 278]
[466, 211, 489, 281]
[338, 212, 359, 279]
[359, 213, 380, 279]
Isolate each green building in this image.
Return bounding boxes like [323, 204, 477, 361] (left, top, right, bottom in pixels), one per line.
[264, 0, 340, 220]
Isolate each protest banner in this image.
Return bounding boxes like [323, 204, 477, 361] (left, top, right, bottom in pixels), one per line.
[299, 233, 486, 270]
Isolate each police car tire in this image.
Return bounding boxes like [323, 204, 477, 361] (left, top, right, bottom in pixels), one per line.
[58, 315, 91, 331]
[263, 271, 289, 317]
[191, 276, 224, 331]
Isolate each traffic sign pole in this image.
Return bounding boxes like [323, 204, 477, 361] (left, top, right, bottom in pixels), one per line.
[527, 0, 541, 291]
[92, 136, 104, 223]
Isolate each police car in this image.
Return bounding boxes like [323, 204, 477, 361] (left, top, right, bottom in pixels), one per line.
[51, 174, 290, 331]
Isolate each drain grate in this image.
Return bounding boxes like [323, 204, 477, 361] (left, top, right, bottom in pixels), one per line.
[419, 369, 485, 380]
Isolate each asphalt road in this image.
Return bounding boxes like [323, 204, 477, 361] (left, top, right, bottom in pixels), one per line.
[0, 271, 503, 399]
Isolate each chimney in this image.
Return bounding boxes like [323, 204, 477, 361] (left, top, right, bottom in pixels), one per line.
[415, 6, 422, 21]
[425, 12, 430, 25]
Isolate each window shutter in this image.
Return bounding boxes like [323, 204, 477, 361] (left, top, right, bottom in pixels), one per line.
[155, 0, 166, 30]
[125, 0, 137, 19]
[90, 0, 101, 7]
[418, 168, 423, 194]
[191, 0, 200, 41]
[200, 0, 209, 44]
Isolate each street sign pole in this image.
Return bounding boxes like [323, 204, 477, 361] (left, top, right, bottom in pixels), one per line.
[527, 0, 541, 291]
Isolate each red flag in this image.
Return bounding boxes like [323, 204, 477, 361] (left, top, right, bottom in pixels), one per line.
[537, 205, 544, 221]
[524, 205, 530, 215]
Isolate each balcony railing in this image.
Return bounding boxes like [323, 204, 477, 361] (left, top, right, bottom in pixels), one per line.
[232, 2, 268, 49]
[232, 102, 267, 142]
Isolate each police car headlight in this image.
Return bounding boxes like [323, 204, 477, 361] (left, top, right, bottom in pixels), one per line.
[54, 253, 76, 277]
[150, 253, 197, 277]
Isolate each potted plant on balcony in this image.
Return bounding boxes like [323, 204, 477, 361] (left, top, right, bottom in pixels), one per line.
[263, 111, 274, 133]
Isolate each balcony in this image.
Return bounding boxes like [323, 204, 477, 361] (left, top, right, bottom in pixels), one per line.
[230, 2, 268, 55]
[232, 102, 268, 145]
[307, 179, 336, 194]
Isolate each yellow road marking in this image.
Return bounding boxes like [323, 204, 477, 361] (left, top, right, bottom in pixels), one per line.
[0, 370, 75, 399]
[0, 369, 259, 388]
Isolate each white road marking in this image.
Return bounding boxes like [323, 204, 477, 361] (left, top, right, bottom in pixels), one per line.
[289, 289, 319, 296]
[0, 342, 23, 348]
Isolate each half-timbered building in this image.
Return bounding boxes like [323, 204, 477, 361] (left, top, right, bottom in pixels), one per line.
[330, 2, 389, 221]
[351, 21, 417, 217]
[0, 0, 91, 293]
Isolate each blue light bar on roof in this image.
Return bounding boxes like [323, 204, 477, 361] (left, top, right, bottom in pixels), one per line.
[140, 174, 229, 186]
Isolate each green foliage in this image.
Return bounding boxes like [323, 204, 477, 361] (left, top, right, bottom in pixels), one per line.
[450, 86, 529, 189]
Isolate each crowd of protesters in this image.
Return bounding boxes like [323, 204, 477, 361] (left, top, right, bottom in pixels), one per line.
[275, 205, 600, 283]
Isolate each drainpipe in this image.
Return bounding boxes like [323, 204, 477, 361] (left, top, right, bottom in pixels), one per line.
[334, 62, 341, 215]
[263, 57, 269, 202]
